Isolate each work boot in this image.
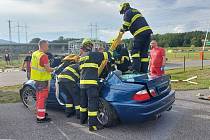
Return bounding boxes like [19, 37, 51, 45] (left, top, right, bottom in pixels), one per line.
[76, 111, 80, 119]
[45, 113, 48, 118]
[66, 112, 75, 118]
[80, 118, 87, 124]
[36, 117, 52, 123]
[89, 124, 104, 132]
[65, 110, 75, 118]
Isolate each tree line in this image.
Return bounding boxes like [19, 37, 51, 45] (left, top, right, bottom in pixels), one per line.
[30, 31, 210, 49]
[123, 31, 210, 49]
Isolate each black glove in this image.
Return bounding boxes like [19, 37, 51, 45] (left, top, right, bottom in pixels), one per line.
[120, 28, 125, 33]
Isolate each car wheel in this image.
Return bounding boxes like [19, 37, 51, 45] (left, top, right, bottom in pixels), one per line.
[98, 98, 118, 127]
[20, 86, 36, 109]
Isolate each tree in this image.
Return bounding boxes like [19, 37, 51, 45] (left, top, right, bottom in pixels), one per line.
[30, 38, 41, 43]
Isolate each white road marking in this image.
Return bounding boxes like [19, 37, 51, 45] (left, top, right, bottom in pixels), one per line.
[193, 114, 210, 120]
[50, 121, 70, 140]
[66, 122, 108, 139]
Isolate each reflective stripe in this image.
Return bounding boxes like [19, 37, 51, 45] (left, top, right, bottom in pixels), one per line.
[141, 58, 149, 62]
[88, 111, 98, 117]
[80, 80, 98, 85]
[75, 105, 80, 110]
[66, 104, 73, 108]
[92, 126, 97, 130]
[37, 109, 46, 112]
[134, 26, 151, 37]
[131, 14, 142, 26]
[123, 21, 131, 27]
[37, 116, 45, 119]
[80, 56, 89, 62]
[131, 53, 140, 58]
[80, 63, 98, 69]
[58, 75, 75, 82]
[31, 66, 45, 72]
[123, 14, 143, 28]
[109, 51, 114, 56]
[121, 56, 129, 62]
[66, 67, 79, 78]
[80, 107, 87, 112]
[115, 60, 121, 64]
[103, 52, 108, 60]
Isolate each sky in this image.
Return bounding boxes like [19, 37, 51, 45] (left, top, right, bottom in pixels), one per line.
[0, 0, 210, 42]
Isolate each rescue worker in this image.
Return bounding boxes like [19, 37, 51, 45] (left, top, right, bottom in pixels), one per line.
[149, 40, 166, 76]
[57, 55, 81, 118]
[119, 2, 153, 73]
[54, 54, 80, 75]
[80, 33, 123, 131]
[30, 40, 54, 123]
[109, 39, 131, 73]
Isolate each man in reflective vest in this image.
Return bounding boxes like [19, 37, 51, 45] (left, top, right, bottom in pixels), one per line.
[79, 33, 123, 131]
[30, 40, 54, 123]
[149, 40, 166, 76]
[57, 56, 80, 118]
[119, 2, 153, 73]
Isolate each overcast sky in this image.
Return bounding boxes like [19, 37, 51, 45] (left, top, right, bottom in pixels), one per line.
[0, 0, 210, 42]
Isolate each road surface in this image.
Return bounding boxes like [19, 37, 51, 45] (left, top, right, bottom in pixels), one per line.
[0, 90, 210, 140]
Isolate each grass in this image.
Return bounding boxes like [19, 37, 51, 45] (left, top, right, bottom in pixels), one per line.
[0, 85, 22, 104]
[0, 57, 24, 69]
[166, 51, 210, 62]
[166, 67, 210, 90]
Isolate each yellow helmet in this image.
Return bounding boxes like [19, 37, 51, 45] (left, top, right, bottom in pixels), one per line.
[63, 54, 80, 62]
[82, 38, 93, 46]
[81, 38, 93, 51]
[119, 2, 130, 14]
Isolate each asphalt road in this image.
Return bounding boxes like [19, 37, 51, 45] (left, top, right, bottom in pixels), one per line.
[1, 90, 210, 140]
[166, 60, 210, 69]
[0, 71, 27, 87]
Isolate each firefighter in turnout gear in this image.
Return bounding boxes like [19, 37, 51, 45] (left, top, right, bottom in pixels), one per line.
[119, 2, 153, 73]
[109, 39, 131, 73]
[57, 55, 80, 118]
[30, 40, 54, 123]
[80, 33, 123, 131]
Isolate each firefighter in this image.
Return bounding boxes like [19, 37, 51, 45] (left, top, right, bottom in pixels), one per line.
[109, 39, 131, 73]
[54, 54, 80, 75]
[119, 2, 153, 73]
[30, 40, 54, 123]
[149, 40, 166, 76]
[79, 33, 123, 131]
[57, 55, 80, 118]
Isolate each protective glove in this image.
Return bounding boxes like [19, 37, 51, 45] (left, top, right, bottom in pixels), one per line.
[120, 28, 125, 33]
[161, 66, 165, 71]
[51, 71, 56, 79]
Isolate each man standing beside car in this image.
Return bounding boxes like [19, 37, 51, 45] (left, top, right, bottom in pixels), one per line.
[30, 40, 54, 123]
[149, 40, 166, 76]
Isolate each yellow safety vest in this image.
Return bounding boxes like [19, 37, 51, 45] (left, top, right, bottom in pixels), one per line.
[30, 50, 51, 81]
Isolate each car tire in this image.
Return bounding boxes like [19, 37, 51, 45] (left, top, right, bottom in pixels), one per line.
[98, 98, 119, 127]
[20, 86, 36, 109]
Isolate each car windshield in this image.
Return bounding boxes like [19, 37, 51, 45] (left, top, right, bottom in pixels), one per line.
[120, 74, 142, 81]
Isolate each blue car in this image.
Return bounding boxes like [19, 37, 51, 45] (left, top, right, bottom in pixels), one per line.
[20, 71, 175, 127]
